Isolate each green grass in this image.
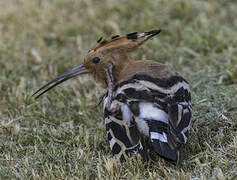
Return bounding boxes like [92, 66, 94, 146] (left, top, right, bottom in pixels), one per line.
[0, 0, 237, 179]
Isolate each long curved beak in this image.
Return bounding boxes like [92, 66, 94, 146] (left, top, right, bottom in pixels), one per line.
[32, 64, 89, 99]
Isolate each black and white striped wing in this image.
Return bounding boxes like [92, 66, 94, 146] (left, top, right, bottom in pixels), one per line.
[103, 98, 148, 161]
[113, 74, 192, 162]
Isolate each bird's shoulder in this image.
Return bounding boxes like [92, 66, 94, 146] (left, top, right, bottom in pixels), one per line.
[117, 60, 183, 82]
[116, 60, 188, 88]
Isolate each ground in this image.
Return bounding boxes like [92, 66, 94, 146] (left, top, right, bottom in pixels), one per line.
[0, 0, 237, 179]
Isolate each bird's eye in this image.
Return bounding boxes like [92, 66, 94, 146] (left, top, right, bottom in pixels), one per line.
[92, 57, 100, 64]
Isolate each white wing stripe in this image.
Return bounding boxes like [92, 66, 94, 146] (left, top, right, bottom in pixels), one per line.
[181, 131, 188, 143]
[105, 117, 111, 124]
[139, 102, 168, 123]
[109, 138, 116, 150]
[150, 132, 168, 142]
[116, 82, 149, 94]
[183, 108, 190, 115]
[121, 104, 132, 126]
[138, 80, 190, 94]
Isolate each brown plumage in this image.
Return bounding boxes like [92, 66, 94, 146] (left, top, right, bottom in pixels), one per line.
[33, 29, 192, 163]
[82, 29, 179, 85]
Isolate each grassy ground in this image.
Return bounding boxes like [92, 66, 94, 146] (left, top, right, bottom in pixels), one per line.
[0, 0, 237, 179]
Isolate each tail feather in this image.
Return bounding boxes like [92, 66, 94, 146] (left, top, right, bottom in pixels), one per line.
[167, 103, 192, 150]
[152, 139, 178, 162]
[148, 120, 178, 162]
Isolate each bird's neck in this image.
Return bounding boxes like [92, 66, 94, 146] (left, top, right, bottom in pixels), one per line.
[96, 57, 131, 88]
[115, 60, 141, 84]
[113, 59, 131, 83]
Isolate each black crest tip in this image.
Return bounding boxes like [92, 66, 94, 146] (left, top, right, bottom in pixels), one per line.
[126, 32, 138, 40]
[97, 37, 103, 43]
[145, 29, 162, 37]
[111, 35, 120, 39]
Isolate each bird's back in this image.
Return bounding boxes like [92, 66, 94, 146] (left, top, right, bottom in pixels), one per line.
[116, 60, 181, 84]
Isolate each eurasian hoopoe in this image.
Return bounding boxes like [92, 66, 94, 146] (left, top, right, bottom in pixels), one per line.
[33, 29, 192, 163]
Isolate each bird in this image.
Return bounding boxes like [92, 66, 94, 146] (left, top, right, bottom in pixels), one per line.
[33, 29, 192, 163]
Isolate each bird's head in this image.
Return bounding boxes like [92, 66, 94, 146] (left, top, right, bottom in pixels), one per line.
[33, 29, 161, 98]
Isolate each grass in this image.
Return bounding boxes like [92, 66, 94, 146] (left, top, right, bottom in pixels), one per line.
[0, 0, 237, 179]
